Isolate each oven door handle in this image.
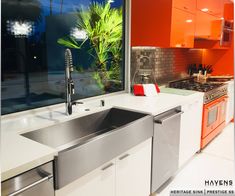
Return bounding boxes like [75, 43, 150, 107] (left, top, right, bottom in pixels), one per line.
[205, 100, 221, 110]
[206, 104, 220, 112]
[8, 174, 53, 196]
[154, 111, 184, 124]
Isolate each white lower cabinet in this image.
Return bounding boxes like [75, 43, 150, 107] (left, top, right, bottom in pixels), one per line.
[116, 138, 152, 196]
[56, 158, 116, 196]
[226, 81, 234, 124]
[179, 95, 204, 167]
[56, 138, 152, 196]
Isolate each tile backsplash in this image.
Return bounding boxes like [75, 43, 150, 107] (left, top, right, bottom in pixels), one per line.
[131, 47, 203, 85]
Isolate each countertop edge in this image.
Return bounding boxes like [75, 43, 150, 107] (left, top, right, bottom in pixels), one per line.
[1, 151, 57, 182]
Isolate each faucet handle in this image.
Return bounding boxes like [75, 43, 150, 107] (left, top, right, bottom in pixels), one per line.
[69, 66, 74, 72]
[69, 80, 75, 95]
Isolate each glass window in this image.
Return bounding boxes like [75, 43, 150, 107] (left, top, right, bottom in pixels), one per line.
[1, 0, 125, 115]
[207, 106, 218, 126]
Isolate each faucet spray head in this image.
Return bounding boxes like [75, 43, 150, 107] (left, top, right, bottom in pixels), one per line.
[65, 48, 73, 70]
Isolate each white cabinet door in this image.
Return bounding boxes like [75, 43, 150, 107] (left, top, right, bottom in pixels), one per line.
[179, 96, 203, 167]
[116, 138, 152, 196]
[226, 81, 234, 124]
[56, 139, 152, 196]
[55, 159, 115, 196]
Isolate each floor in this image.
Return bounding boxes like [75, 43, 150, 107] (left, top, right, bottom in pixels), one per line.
[154, 123, 234, 196]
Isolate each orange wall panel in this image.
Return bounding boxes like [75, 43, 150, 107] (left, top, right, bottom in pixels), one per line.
[202, 35, 234, 76]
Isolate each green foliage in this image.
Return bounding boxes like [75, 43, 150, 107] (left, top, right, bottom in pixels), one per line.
[75, 65, 84, 73]
[92, 72, 105, 90]
[57, 0, 123, 90]
[57, 36, 85, 49]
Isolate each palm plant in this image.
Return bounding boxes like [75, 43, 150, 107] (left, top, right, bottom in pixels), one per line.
[57, 1, 123, 90]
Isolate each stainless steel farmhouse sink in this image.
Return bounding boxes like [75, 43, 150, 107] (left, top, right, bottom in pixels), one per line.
[22, 107, 153, 189]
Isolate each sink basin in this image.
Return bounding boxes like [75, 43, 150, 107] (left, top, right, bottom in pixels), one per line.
[22, 107, 150, 151]
[22, 107, 153, 189]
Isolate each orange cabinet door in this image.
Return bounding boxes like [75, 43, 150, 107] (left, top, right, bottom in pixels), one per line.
[195, 10, 222, 40]
[171, 8, 195, 48]
[197, 0, 223, 17]
[131, 0, 173, 47]
[224, 0, 234, 20]
[173, 0, 196, 14]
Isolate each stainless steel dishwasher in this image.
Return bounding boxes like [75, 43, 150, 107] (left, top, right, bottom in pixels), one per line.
[1, 162, 54, 196]
[151, 106, 183, 193]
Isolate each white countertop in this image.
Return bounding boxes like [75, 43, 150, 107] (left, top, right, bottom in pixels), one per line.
[1, 92, 203, 181]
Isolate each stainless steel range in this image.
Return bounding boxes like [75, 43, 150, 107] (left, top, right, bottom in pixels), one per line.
[169, 78, 228, 104]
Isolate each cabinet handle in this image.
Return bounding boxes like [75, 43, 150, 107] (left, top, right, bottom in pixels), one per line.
[101, 163, 114, 171]
[119, 154, 130, 160]
[8, 174, 53, 196]
[155, 111, 184, 124]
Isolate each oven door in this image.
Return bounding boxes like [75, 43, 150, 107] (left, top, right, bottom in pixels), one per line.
[202, 99, 221, 138]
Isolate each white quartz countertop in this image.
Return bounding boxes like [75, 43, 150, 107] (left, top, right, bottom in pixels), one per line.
[1, 92, 203, 181]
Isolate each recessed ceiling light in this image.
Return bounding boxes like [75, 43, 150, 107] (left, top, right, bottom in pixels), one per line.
[186, 19, 193, 23]
[201, 8, 209, 12]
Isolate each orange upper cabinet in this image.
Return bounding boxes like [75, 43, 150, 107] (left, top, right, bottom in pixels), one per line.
[224, 0, 234, 20]
[197, 0, 223, 17]
[195, 11, 222, 40]
[171, 8, 195, 47]
[194, 0, 228, 41]
[173, 0, 196, 14]
[131, 0, 196, 48]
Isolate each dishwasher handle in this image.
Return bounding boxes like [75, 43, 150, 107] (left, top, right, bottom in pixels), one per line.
[154, 110, 184, 124]
[8, 174, 53, 196]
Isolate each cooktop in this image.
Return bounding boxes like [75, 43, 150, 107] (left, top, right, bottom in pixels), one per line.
[169, 79, 228, 104]
[169, 80, 224, 92]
